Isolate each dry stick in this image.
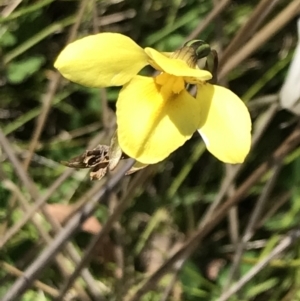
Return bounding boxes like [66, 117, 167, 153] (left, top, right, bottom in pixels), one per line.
[184, 0, 231, 42]
[1, 159, 135, 301]
[159, 273, 179, 301]
[54, 166, 153, 301]
[227, 166, 239, 246]
[159, 261, 184, 301]
[219, 0, 300, 79]
[219, 0, 281, 67]
[108, 193, 126, 301]
[57, 177, 129, 301]
[242, 163, 283, 242]
[223, 161, 283, 290]
[221, 238, 268, 253]
[216, 228, 300, 301]
[0, 127, 107, 299]
[0, 132, 105, 253]
[0, 132, 39, 204]
[22, 173, 111, 298]
[1, 176, 105, 298]
[248, 94, 279, 110]
[251, 103, 279, 147]
[125, 125, 300, 301]
[47, 122, 102, 145]
[0, 0, 22, 17]
[258, 192, 291, 229]
[0, 169, 74, 248]
[1, 261, 61, 299]
[0, 136, 92, 300]
[0, 133, 110, 297]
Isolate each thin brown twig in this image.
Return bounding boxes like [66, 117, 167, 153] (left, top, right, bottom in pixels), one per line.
[0, 146, 92, 300]
[226, 167, 239, 246]
[0, 169, 74, 248]
[159, 261, 183, 301]
[184, 0, 231, 42]
[1, 133, 115, 297]
[219, 0, 300, 78]
[248, 94, 278, 109]
[1, 159, 135, 301]
[109, 192, 126, 301]
[1, 261, 62, 299]
[223, 161, 283, 290]
[0, 0, 22, 17]
[53, 165, 154, 301]
[257, 191, 291, 229]
[48, 122, 102, 144]
[216, 228, 300, 301]
[219, 0, 281, 67]
[0, 127, 104, 299]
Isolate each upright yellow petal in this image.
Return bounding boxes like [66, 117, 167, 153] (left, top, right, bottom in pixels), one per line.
[144, 47, 212, 81]
[55, 33, 149, 87]
[197, 84, 251, 163]
[116, 76, 201, 164]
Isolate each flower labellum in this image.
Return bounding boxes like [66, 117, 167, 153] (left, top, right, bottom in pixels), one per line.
[55, 33, 251, 165]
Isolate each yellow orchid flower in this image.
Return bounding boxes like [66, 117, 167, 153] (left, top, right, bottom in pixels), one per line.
[55, 32, 251, 165]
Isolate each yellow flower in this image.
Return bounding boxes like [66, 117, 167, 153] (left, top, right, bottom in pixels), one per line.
[55, 33, 251, 165]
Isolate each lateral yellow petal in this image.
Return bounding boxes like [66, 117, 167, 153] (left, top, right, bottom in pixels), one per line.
[197, 84, 251, 163]
[55, 33, 149, 87]
[144, 47, 212, 81]
[116, 76, 200, 164]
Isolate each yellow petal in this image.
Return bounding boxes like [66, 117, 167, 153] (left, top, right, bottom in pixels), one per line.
[116, 76, 200, 164]
[144, 47, 212, 81]
[126, 161, 148, 175]
[197, 84, 251, 163]
[55, 33, 149, 87]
